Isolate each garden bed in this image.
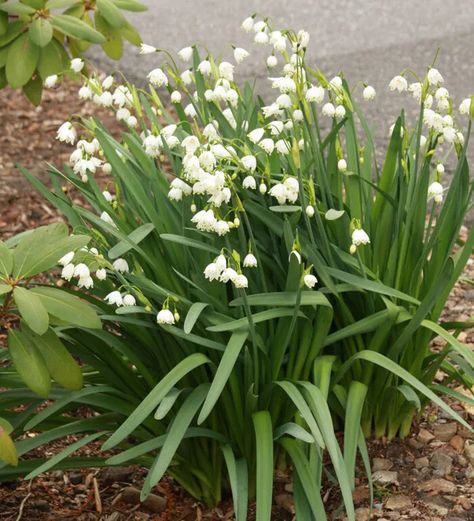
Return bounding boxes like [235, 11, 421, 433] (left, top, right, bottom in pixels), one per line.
[0, 83, 473, 521]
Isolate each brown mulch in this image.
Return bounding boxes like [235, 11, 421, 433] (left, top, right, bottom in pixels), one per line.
[1, 83, 474, 521]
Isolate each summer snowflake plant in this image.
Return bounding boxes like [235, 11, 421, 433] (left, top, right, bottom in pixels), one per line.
[2, 14, 474, 521]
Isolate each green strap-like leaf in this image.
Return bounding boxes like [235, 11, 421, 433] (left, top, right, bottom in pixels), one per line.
[222, 445, 248, 521]
[252, 411, 273, 521]
[102, 353, 210, 450]
[197, 330, 248, 424]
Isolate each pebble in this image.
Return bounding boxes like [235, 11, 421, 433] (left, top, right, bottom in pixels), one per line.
[464, 442, 474, 465]
[419, 478, 457, 494]
[425, 499, 449, 516]
[417, 428, 435, 444]
[101, 466, 134, 485]
[430, 450, 453, 476]
[372, 470, 399, 485]
[465, 465, 474, 479]
[121, 486, 167, 513]
[433, 422, 457, 442]
[385, 495, 412, 510]
[449, 435, 464, 452]
[372, 457, 393, 472]
[414, 456, 429, 469]
[355, 507, 371, 521]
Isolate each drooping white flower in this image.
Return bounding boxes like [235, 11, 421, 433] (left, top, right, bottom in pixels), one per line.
[363, 85, 376, 101]
[436, 163, 445, 174]
[269, 183, 287, 205]
[443, 126, 456, 143]
[122, 294, 136, 306]
[234, 47, 249, 64]
[233, 274, 248, 288]
[116, 107, 131, 122]
[293, 109, 304, 121]
[96, 91, 113, 107]
[254, 31, 269, 44]
[408, 82, 422, 102]
[58, 251, 74, 266]
[219, 61, 234, 81]
[351, 228, 370, 246]
[297, 30, 310, 49]
[243, 253, 258, 268]
[56, 122, 76, 144]
[270, 76, 296, 93]
[127, 115, 138, 127]
[61, 263, 75, 281]
[259, 183, 267, 194]
[248, 128, 265, 143]
[242, 175, 256, 190]
[266, 55, 278, 68]
[388, 75, 408, 92]
[241, 16, 254, 32]
[78, 276, 94, 289]
[240, 155, 257, 172]
[220, 267, 238, 283]
[276, 93, 292, 108]
[100, 211, 117, 227]
[170, 90, 182, 104]
[178, 46, 193, 61]
[70, 58, 84, 73]
[73, 263, 90, 279]
[305, 85, 325, 104]
[182, 135, 200, 154]
[304, 274, 318, 288]
[44, 75, 58, 88]
[435, 87, 449, 100]
[335, 105, 346, 119]
[305, 205, 315, 217]
[262, 102, 283, 118]
[105, 291, 123, 307]
[204, 262, 222, 281]
[113, 258, 129, 273]
[96, 268, 107, 280]
[428, 181, 444, 203]
[427, 67, 443, 86]
[180, 69, 193, 85]
[140, 43, 156, 54]
[459, 98, 471, 115]
[157, 308, 175, 325]
[78, 84, 93, 100]
[338, 159, 347, 173]
[259, 138, 275, 154]
[191, 209, 217, 232]
[322, 103, 335, 118]
[147, 68, 168, 87]
[268, 120, 284, 136]
[214, 220, 231, 236]
[253, 20, 267, 32]
[198, 60, 212, 76]
[184, 103, 197, 118]
[102, 75, 114, 90]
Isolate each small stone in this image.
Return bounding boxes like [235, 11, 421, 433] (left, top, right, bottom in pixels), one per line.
[464, 442, 474, 465]
[122, 486, 167, 513]
[31, 500, 50, 512]
[450, 435, 464, 452]
[408, 438, 424, 450]
[355, 507, 371, 521]
[385, 495, 412, 510]
[372, 457, 393, 472]
[69, 472, 83, 485]
[465, 464, 474, 479]
[430, 450, 453, 476]
[425, 499, 449, 516]
[275, 494, 295, 514]
[445, 517, 466, 521]
[414, 456, 429, 469]
[101, 467, 134, 485]
[419, 478, 456, 494]
[459, 496, 472, 510]
[456, 454, 468, 467]
[372, 470, 398, 485]
[418, 428, 435, 444]
[433, 422, 457, 442]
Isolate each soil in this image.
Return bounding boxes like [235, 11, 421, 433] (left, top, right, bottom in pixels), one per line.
[0, 83, 473, 521]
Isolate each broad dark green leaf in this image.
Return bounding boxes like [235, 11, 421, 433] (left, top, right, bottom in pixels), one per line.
[51, 14, 106, 43]
[6, 33, 39, 88]
[29, 18, 53, 47]
[13, 287, 49, 335]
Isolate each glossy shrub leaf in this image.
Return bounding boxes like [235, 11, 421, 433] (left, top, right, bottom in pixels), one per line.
[23, 74, 43, 106]
[0, 429, 17, 467]
[6, 33, 40, 88]
[13, 287, 49, 335]
[29, 18, 53, 47]
[112, 0, 147, 11]
[97, 0, 126, 28]
[0, 284, 12, 295]
[38, 38, 69, 78]
[23, 326, 83, 391]
[12, 223, 90, 278]
[8, 329, 51, 398]
[51, 14, 106, 43]
[29, 287, 102, 329]
[0, 241, 13, 276]
[0, 2, 36, 15]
